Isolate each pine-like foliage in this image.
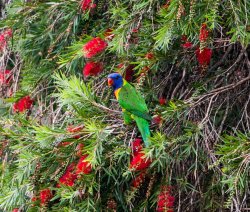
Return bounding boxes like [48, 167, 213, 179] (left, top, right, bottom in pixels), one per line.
[0, 0, 250, 211]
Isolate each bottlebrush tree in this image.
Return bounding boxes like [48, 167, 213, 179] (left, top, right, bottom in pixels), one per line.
[0, 0, 249, 211]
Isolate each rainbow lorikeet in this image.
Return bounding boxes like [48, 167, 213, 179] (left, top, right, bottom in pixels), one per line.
[108, 73, 151, 147]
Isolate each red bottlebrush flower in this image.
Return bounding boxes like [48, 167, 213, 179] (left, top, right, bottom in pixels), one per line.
[124, 65, 135, 82]
[157, 186, 175, 212]
[142, 66, 150, 73]
[0, 29, 12, 52]
[158, 194, 175, 207]
[195, 47, 212, 66]
[132, 28, 138, 33]
[12, 209, 19, 212]
[4, 28, 12, 38]
[107, 199, 117, 210]
[152, 115, 163, 125]
[76, 143, 85, 157]
[199, 23, 209, 42]
[145, 52, 154, 60]
[40, 188, 53, 205]
[0, 70, 12, 85]
[58, 163, 77, 187]
[159, 98, 166, 105]
[67, 125, 83, 133]
[80, 0, 96, 11]
[181, 35, 187, 42]
[31, 196, 39, 206]
[67, 125, 84, 138]
[31, 196, 38, 202]
[58, 142, 71, 147]
[76, 155, 92, 175]
[132, 171, 146, 188]
[117, 63, 124, 69]
[82, 37, 107, 58]
[13, 96, 33, 113]
[104, 28, 115, 41]
[130, 152, 151, 171]
[0, 34, 7, 51]
[131, 138, 143, 156]
[182, 41, 193, 49]
[83, 61, 103, 78]
[162, 0, 171, 9]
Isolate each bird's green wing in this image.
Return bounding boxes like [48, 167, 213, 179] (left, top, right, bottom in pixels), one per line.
[118, 82, 151, 121]
[122, 109, 133, 125]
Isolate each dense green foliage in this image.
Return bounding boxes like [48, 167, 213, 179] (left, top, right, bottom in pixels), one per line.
[0, 0, 249, 211]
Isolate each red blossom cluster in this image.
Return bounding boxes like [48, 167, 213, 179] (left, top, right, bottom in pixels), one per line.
[40, 188, 53, 205]
[142, 66, 150, 73]
[4, 28, 12, 37]
[58, 141, 71, 147]
[195, 47, 212, 66]
[145, 52, 154, 60]
[132, 138, 143, 155]
[131, 28, 139, 33]
[116, 63, 135, 82]
[124, 65, 135, 82]
[83, 61, 103, 77]
[0, 70, 12, 85]
[130, 152, 151, 170]
[83, 37, 107, 59]
[181, 35, 187, 42]
[157, 186, 175, 212]
[67, 125, 83, 133]
[182, 41, 192, 49]
[58, 163, 77, 187]
[159, 97, 167, 105]
[130, 139, 151, 171]
[181, 35, 193, 49]
[12, 209, 19, 212]
[0, 28, 12, 52]
[0, 35, 7, 52]
[76, 143, 84, 157]
[117, 63, 124, 69]
[57, 144, 91, 186]
[162, 0, 171, 9]
[13, 96, 33, 113]
[31, 196, 38, 205]
[104, 28, 115, 41]
[67, 125, 84, 139]
[152, 115, 163, 126]
[80, 0, 96, 11]
[199, 23, 209, 42]
[132, 171, 146, 188]
[76, 154, 92, 175]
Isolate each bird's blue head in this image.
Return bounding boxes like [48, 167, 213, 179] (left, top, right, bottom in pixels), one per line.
[108, 73, 123, 91]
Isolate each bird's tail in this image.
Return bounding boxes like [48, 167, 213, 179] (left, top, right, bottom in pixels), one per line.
[133, 115, 151, 147]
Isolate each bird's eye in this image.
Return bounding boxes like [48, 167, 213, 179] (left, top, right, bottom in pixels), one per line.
[116, 76, 119, 79]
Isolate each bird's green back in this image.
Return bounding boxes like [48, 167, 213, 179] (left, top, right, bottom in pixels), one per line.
[117, 81, 151, 121]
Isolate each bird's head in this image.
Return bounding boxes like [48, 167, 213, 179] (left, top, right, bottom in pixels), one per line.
[108, 73, 123, 90]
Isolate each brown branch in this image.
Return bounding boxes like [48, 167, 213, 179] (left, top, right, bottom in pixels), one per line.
[92, 102, 122, 114]
[171, 68, 186, 99]
[186, 75, 250, 106]
[209, 44, 233, 71]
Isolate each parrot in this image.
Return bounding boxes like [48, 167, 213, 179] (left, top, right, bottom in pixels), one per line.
[108, 73, 151, 147]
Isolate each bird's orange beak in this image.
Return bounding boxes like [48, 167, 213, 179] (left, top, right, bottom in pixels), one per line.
[108, 78, 113, 86]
